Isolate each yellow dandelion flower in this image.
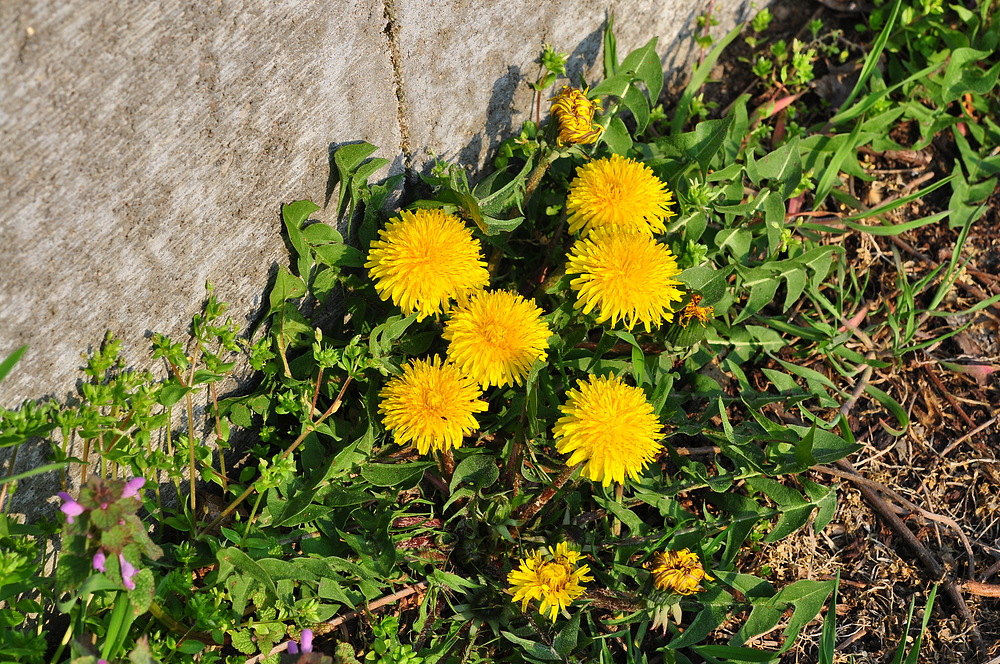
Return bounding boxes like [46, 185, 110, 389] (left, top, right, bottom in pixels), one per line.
[566, 230, 685, 332]
[553, 373, 663, 486]
[442, 290, 550, 388]
[507, 542, 593, 622]
[366, 209, 490, 321]
[646, 549, 714, 595]
[549, 86, 604, 145]
[678, 293, 714, 328]
[378, 356, 488, 455]
[566, 154, 677, 236]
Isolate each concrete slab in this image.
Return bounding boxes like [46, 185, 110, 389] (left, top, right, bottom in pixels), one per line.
[0, 0, 404, 406]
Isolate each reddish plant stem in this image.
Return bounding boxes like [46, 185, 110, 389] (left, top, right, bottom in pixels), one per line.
[513, 462, 582, 525]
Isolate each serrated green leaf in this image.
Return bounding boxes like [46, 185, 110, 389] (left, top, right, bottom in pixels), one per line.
[360, 462, 434, 488]
[602, 116, 632, 155]
[669, 587, 736, 649]
[658, 115, 734, 174]
[450, 454, 500, 493]
[734, 271, 779, 324]
[730, 579, 834, 652]
[282, 200, 319, 272]
[333, 143, 379, 215]
[801, 477, 838, 533]
[501, 631, 561, 661]
[229, 629, 257, 655]
[676, 265, 732, 306]
[216, 547, 277, 598]
[553, 611, 581, 657]
[717, 228, 752, 262]
[590, 71, 634, 100]
[594, 495, 646, 534]
[621, 37, 662, 106]
[622, 84, 650, 134]
[269, 265, 305, 310]
[757, 137, 802, 198]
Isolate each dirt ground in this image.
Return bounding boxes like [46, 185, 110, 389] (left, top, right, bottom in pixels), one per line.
[682, 0, 1000, 661]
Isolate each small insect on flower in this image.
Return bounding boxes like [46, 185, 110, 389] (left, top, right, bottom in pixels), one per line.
[507, 542, 593, 622]
[646, 548, 713, 595]
[549, 86, 603, 145]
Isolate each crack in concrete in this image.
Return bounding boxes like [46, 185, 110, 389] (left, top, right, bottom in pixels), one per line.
[382, 0, 413, 175]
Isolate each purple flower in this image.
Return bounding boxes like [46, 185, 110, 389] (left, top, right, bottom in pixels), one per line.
[93, 549, 107, 573]
[287, 628, 313, 655]
[122, 476, 146, 499]
[119, 553, 137, 591]
[58, 492, 85, 523]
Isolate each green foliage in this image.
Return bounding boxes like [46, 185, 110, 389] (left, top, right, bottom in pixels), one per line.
[0, 5, 994, 663]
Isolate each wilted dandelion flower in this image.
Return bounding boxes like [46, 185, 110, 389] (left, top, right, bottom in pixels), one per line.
[566, 154, 677, 236]
[443, 290, 550, 388]
[549, 86, 603, 145]
[553, 373, 663, 486]
[366, 209, 490, 320]
[566, 229, 684, 332]
[646, 548, 713, 595]
[678, 293, 714, 328]
[379, 356, 488, 455]
[507, 542, 593, 622]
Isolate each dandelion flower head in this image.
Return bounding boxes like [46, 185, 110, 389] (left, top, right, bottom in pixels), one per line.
[442, 290, 551, 388]
[566, 229, 684, 332]
[553, 373, 663, 486]
[646, 548, 713, 595]
[379, 355, 488, 455]
[566, 154, 677, 237]
[549, 86, 603, 146]
[507, 542, 593, 622]
[366, 208, 490, 321]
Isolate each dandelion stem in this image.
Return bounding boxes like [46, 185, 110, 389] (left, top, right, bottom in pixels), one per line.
[611, 483, 624, 537]
[437, 447, 455, 480]
[523, 151, 555, 206]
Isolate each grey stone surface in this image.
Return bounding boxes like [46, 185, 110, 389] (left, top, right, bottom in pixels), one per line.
[1, 0, 404, 406]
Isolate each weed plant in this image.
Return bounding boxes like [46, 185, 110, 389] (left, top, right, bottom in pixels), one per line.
[1, 1, 997, 662]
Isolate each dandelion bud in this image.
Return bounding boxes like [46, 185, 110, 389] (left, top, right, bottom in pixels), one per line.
[549, 86, 603, 145]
